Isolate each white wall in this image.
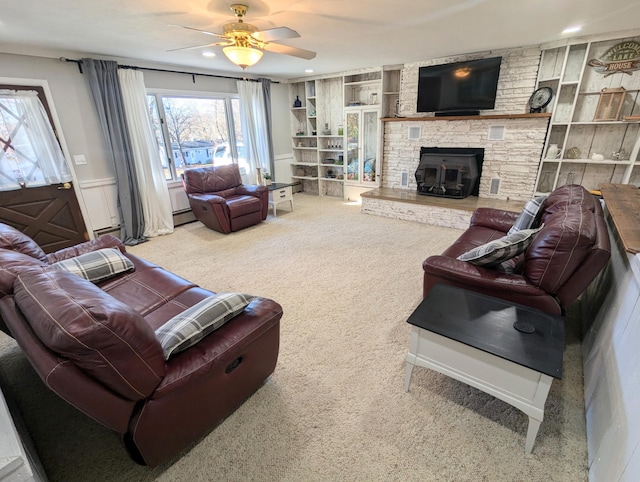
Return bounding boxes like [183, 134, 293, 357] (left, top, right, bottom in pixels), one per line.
[581, 215, 640, 482]
[270, 82, 294, 183]
[270, 82, 293, 157]
[0, 52, 292, 232]
[0, 53, 112, 182]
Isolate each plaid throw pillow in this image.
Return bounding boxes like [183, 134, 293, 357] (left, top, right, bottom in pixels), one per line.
[457, 226, 542, 267]
[507, 196, 547, 235]
[52, 248, 134, 283]
[155, 292, 254, 360]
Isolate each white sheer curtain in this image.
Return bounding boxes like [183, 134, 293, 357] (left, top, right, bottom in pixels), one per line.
[117, 69, 174, 237]
[0, 90, 72, 190]
[236, 80, 270, 185]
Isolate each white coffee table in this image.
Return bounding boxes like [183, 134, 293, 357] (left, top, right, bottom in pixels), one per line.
[404, 284, 564, 454]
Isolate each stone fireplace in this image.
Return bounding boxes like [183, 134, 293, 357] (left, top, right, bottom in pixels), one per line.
[361, 47, 551, 227]
[415, 147, 484, 199]
[381, 117, 549, 201]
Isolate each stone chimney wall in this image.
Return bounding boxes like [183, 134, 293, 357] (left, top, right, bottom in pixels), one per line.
[383, 46, 549, 201]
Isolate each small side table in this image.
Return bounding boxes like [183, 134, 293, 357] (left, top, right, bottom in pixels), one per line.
[404, 284, 564, 454]
[268, 183, 294, 217]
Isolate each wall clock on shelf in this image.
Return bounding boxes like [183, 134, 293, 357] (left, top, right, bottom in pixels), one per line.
[529, 87, 553, 113]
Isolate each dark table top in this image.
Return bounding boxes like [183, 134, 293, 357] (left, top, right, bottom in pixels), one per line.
[268, 182, 293, 190]
[407, 284, 564, 378]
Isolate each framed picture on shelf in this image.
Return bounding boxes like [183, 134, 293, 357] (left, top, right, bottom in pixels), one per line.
[593, 87, 626, 121]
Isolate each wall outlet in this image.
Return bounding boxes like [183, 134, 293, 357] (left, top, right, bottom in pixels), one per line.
[490, 177, 501, 194]
[400, 171, 409, 188]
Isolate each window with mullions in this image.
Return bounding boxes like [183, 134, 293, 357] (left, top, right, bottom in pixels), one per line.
[0, 87, 71, 190]
[147, 93, 243, 181]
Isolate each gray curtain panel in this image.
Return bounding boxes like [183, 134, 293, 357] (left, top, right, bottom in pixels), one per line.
[259, 78, 275, 178]
[82, 58, 146, 245]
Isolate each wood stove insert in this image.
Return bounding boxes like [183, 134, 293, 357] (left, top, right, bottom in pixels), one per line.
[415, 147, 484, 199]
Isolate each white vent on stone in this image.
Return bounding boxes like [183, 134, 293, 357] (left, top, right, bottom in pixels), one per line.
[488, 125, 506, 141]
[490, 177, 501, 195]
[400, 171, 409, 188]
[408, 126, 421, 140]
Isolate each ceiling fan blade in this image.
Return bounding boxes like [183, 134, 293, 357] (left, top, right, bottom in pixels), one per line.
[264, 43, 316, 60]
[252, 27, 300, 43]
[168, 24, 223, 38]
[167, 42, 221, 52]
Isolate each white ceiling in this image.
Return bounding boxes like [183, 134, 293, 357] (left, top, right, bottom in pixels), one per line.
[1, 0, 640, 80]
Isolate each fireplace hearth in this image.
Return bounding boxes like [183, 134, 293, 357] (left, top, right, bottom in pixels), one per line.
[415, 147, 484, 199]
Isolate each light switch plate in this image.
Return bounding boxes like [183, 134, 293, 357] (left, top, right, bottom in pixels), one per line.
[73, 154, 87, 165]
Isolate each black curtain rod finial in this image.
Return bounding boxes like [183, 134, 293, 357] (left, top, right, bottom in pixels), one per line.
[60, 57, 83, 74]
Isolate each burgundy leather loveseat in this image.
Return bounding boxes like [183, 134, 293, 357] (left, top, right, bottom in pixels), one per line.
[0, 222, 282, 466]
[182, 164, 269, 234]
[422, 184, 611, 315]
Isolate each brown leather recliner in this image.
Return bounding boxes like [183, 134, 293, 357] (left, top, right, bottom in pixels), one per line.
[422, 185, 611, 315]
[0, 223, 282, 467]
[181, 164, 268, 234]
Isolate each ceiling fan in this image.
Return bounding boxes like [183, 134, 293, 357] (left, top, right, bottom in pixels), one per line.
[170, 3, 316, 69]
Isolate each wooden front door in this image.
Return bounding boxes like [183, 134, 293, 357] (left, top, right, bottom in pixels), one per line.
[0, 183, 88, 252]
[0, 83, 88, 253]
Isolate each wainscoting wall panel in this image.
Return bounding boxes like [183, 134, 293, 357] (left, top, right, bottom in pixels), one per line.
[79, 178, 191, 236]
[78, 178, 119, 233]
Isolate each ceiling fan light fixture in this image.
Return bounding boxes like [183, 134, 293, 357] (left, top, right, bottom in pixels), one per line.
[223, 45, 263, 69]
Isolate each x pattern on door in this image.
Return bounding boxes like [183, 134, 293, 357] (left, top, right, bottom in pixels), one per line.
[0, 84, 88, 252]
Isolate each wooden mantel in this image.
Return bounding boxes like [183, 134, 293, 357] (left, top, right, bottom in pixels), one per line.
[600, 184, 640, 254]
[381, 113, 551, 122]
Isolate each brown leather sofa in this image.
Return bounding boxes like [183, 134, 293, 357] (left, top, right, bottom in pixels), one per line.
[0, 223, 282, 467]
[182, 164, 268, 234]
[422, 184, 611, 315]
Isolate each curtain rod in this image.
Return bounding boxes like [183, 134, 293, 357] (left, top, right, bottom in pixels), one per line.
[60, 57, 277, 83]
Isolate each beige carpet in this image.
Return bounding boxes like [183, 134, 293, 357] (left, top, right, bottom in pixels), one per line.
[0, 194, 588, 481]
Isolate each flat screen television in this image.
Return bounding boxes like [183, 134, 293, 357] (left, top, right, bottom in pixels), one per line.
[417, 57, 502, 115]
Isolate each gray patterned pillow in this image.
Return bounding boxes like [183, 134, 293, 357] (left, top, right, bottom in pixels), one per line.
[507, 196, 547, 235]
[52, 248, 134, 283]
[457, 226, 542, 267]
[155, 292, 254, 360]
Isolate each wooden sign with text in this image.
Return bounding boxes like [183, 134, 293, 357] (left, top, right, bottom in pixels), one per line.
[588, 40, 640, 77]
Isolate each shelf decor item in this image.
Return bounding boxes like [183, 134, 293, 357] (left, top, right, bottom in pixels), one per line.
[528, 87, 553, 113]
[566, 147, 581, 159]
[593, 87, 626, 121]
[293, 96, 302, 108]
[546, 144, 561, 159]
[538, 171, 552, 193]
[565, 172, 576, 185]
[612, 149, 627, 160]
